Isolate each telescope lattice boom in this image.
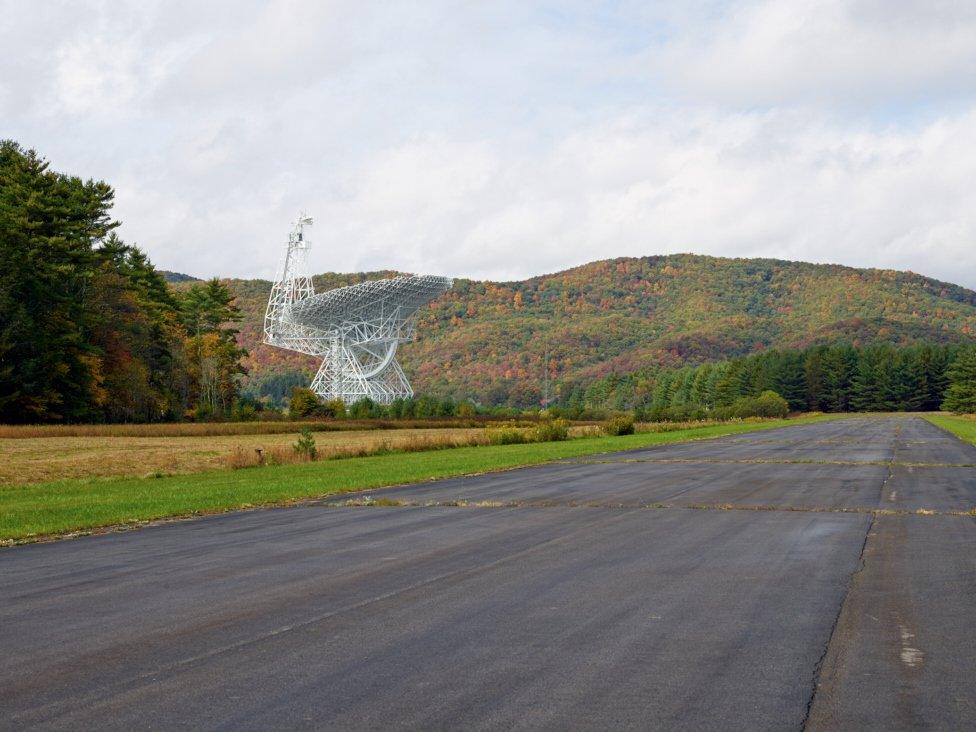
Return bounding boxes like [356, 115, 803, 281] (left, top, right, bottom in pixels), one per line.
[263, 214, 452, 405]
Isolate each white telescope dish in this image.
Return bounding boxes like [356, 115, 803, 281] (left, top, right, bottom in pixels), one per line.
[263, 214, 452, 404]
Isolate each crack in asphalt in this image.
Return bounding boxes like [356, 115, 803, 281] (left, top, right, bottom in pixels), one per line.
[801, 511, 877, 730]
[802, 419, 899, 730]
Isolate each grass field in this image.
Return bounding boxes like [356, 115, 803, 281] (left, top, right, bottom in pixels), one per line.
[0, 415, 835, 543]
[0, 418, 506, 439]
[0, 427, 488, 484]
[924, 413, 976, 445]
[0, 419, 756, 485]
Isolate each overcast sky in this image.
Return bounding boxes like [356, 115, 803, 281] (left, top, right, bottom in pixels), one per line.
[4, 1, 976, 287]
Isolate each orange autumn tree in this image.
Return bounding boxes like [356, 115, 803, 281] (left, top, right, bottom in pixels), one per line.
[178, 279, 247, 419]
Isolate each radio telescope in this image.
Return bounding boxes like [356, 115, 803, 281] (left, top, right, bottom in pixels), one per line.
[263, 214, 452, 405]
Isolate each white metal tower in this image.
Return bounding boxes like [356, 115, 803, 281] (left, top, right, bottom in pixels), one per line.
[263, 214, 452, 405]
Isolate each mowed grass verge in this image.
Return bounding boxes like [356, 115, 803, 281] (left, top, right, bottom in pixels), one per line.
[1, 415, 835, 543]
[924, 413, 976, 445]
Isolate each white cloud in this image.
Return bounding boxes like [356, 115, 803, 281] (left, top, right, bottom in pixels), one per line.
[2, 1, 976, 289]
[54, 36, 141, 116]
[289, 108, 976, 286]
[637, 0, 976, 108]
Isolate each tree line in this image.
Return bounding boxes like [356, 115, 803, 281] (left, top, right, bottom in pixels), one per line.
[568, 343, 976, 419]
[286, 389, 482, 420]
[0, 141, 246, 423]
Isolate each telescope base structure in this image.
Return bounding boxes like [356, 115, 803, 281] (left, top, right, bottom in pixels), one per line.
[309, 340, 414, 405]
[264, 214, 452, 406]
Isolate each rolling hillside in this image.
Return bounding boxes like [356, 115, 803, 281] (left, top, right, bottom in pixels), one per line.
[220, 254, 976, 406]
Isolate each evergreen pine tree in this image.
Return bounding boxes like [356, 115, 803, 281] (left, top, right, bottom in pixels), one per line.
[886, 350, 914, 412]
[824, 345, 858, 412]
[670, 367, 694, 406]
[689, 364, 712, 406]
[903, 346, 928, 411]
[942, 347, 976, 413]
[713, 359, 746, 406]
[0, 140, 117, 422]
[851, 348, 882, 411]
[927, 346, 953, 410]
[774, 351, 808, 410]
[804, 347, 827, 411]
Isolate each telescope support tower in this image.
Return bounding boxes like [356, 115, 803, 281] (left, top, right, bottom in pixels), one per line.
[263, 214, 450, 405]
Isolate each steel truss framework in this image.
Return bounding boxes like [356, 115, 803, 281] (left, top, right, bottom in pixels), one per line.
[263, 214, 452, 404]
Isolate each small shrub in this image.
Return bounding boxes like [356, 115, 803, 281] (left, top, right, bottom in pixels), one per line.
[753, 390, 790, 418]
[533, 418, 569, 442]
[322, 398, 347, 419]
[637, 404, 707, 423]
[234, 404, 258, 422]
[293, 427, 318, 460]
[348, 397, 380, 419]
[710, 405, 737, 421]
[231, 396, 263, 422]
[730, 391, 789, 419]
[289, 388, 321, 418]
[603, 416, 635, 436]
[732, 398, 758, 419]
[486, 425, 529, 445]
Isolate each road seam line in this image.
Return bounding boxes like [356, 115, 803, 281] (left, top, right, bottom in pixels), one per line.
[802, 511, 876, 730]
[322, 500, 975, 518]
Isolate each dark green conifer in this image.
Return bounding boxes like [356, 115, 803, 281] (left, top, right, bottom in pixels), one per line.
[942, 347, 976, 413]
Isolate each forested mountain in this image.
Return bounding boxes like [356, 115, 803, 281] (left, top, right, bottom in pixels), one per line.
[227, 256, 976, 407]
[160, 271, 200, 283]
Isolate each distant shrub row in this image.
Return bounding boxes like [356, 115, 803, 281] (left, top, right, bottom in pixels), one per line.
[288, 388, 479, 420]
[637, 390, 790, 423]
[485, 419, 570, 445]
[284, 384, 793, 430]
[602, 416, 635, 436]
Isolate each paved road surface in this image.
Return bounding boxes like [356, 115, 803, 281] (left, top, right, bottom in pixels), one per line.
[1, 416, 974, 730]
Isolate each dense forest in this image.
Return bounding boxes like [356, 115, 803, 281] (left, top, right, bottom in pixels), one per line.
[569, 343, 976, 418]
[0, 141, 247, 423]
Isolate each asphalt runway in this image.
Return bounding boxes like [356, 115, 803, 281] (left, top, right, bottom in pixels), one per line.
[1, 416, 974, 730]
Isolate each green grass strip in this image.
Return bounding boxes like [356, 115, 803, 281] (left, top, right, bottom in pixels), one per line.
[1, 415, 836, 543]
[923, 413, 976, 446]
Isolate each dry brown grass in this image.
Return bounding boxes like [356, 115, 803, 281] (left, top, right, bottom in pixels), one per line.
[223, 430, 495, 469]
[0, 427, 485, 485]
[0, 418, 505, 440]
[1, 416, 803, 485]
